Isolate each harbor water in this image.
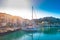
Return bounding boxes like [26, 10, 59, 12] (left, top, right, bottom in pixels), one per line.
[0, 27, 60, 40]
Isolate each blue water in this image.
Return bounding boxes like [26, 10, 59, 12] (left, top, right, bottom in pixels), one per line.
[19, 32, 60, 40]
[0, 28, 60, 40]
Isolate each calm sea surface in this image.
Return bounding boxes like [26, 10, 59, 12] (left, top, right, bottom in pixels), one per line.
[0, 27, 60, 40]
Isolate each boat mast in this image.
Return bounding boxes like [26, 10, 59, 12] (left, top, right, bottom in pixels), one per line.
[32, 6, 33, 40]
[32, 6, 33, 20]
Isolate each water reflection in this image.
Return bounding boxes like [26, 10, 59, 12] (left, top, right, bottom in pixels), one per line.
[0, 31, 25, 40]
[19, 32, 60, 40]
[0, 27, 60, 40]
[41, 27, 59, 34]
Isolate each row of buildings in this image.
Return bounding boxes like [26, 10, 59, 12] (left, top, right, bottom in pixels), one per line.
[38, 21, 60, 27]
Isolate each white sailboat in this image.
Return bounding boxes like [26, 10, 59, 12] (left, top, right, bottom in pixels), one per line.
[22, 6, 38, 32]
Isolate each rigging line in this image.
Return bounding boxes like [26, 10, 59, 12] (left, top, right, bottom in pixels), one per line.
[33, 7, 37, 19]
[34, 10, 37, 19]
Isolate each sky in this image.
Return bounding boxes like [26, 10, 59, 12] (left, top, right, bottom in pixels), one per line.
[0, 0, 60, 19]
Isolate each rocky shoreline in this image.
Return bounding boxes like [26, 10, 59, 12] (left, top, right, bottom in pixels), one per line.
[0, 28, 21, 36]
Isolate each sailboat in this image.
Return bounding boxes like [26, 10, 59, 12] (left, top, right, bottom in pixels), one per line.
[22, 6, 38, 32]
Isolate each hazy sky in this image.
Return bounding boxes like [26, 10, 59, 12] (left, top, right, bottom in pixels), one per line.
[0, 0, 60, 19]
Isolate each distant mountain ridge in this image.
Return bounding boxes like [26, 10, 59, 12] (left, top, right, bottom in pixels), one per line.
[34, 17, 60, 24]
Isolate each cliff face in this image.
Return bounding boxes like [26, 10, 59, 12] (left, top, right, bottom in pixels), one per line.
[0, 12, 24, 33]
[0, 12, 24, 27]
